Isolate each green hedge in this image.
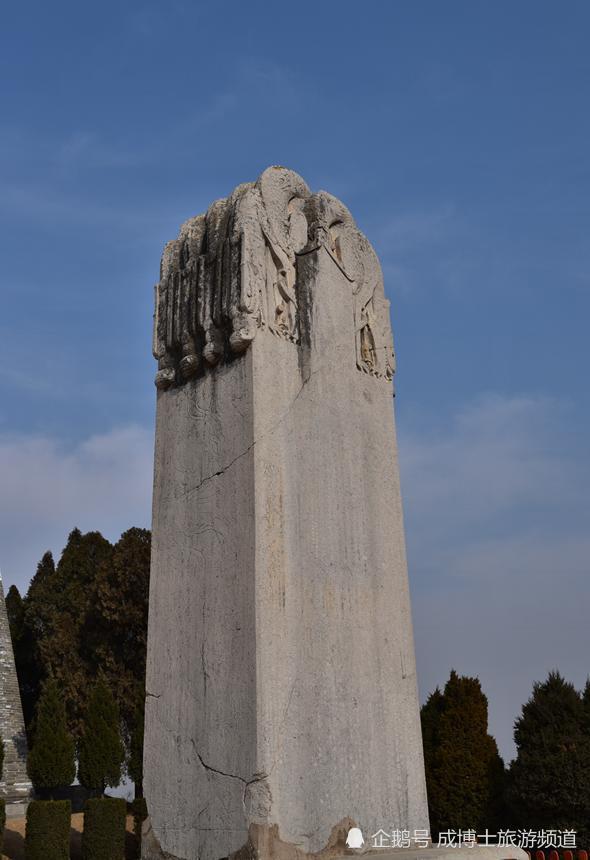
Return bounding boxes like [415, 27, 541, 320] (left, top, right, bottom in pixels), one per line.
[25, 799, 71, 860]
[82, 796, 126, 860]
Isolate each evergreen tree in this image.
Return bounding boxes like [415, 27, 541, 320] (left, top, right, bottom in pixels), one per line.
[78, 676, 125, 793]
[420, 687, 444, 830]
[24, 550, 57, 643]
[20, 551, 58, 733]
[85, 528, 151, 735]
[17, 529, 149, 769]
[421, 670, 505, 835]
[506, 671, 590, 846]
[5, 585, 24, 645]
[27, 677, 76, 795]
[33, 530, 113, 735]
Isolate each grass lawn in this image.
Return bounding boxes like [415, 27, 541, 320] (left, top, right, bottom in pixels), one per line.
[1, 813, 138, 859]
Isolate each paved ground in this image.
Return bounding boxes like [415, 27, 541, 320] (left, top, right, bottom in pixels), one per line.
[1, 813, 137, 859]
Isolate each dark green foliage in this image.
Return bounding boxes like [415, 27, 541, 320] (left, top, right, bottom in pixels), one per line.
[421, 670, 505, 835]
[9, 565, 48, 735]
[127, 693, 145, 796]
[78, 676, 125, 793]
[6, 585, 24, 645]
[82, 796, 126, 860]
[0, 798, 5, 852]
[14, 528, 150, 788]
[131, 796, 147, 835]
[88, 528, 151, 788]
[506, 671, 590, 846]
[27, 677, 76, 793]
[42, 530, 114, 735]
[25, 799, 71, 860]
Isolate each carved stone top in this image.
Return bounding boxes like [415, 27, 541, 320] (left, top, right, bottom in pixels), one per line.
[152, 166, 395, 389]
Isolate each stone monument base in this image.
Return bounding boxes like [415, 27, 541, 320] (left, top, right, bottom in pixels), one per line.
[141, 816, 528, 860]
[5, 799, 30, 819]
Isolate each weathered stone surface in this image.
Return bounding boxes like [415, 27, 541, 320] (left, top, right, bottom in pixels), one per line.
[152, 167, 394, 389]
[143, 168, 427, 860]
[0, 575, 32, 810]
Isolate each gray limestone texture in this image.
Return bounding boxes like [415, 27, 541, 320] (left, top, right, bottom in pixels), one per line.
[0, 576, 32, 810]
[143, 167, 428, 860]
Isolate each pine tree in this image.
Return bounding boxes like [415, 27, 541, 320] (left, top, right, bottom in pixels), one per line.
[78, 676, 125, 794]
[506, 671, 590, 845]
[27, 677, 76, 795]
[421, 670, 505, 835]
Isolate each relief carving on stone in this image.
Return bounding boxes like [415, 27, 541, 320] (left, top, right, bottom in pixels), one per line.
[152, 166, 395, 388]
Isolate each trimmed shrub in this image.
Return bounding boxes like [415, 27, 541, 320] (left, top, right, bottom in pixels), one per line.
[25, 799, 71, 860]
[27, 677, 76, 794]
[82, 796, 126, 860]
[78, 676, 125, 793]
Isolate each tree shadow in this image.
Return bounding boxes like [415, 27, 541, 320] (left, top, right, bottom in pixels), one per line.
[69, 825, 82, 859]
[2, 827, 25, 860]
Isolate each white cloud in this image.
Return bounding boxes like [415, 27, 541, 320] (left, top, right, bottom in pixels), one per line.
[398, 393, 590, 761]
[1, 395, 587, 764]
[0, 425, 153, 593]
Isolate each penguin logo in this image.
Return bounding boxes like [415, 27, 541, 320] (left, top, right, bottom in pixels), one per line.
[346, 827, 364, 849]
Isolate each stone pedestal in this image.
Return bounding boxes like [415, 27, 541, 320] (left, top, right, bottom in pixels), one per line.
[143, 168, 429, 860]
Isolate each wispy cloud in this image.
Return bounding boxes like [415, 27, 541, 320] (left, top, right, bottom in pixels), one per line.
[398, 393, 590, 761]
[0, 425, 153, 592]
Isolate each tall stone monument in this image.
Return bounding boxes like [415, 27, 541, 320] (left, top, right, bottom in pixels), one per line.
[0, 574, 32, 815]
[143, 167, 429, 860]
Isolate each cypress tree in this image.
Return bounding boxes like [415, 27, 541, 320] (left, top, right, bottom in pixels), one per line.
[21, 551, 58, 733]
[420, 687, 444, 833]
[87, 528, 151, 731]
[421, 670, 505, 835]
[5, 585, 24, 645]
[506, 671, 590, 845]
[46, 530, 113, 735]
[78, 676, 125, 793]
[27, 677, 76, 796]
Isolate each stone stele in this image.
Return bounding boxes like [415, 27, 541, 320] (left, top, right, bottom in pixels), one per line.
[0, 574, 32, 816]
[142, 167, 525, 860]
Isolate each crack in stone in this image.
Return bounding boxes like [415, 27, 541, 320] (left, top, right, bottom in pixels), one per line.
[146, 691, 161, 699]
[192, 740, 268, 789]
[179, 356, 342, 504]
[179, 386, 303, 500]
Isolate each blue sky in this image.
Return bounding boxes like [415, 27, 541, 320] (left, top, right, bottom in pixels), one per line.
[1, 1, 589, 761]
